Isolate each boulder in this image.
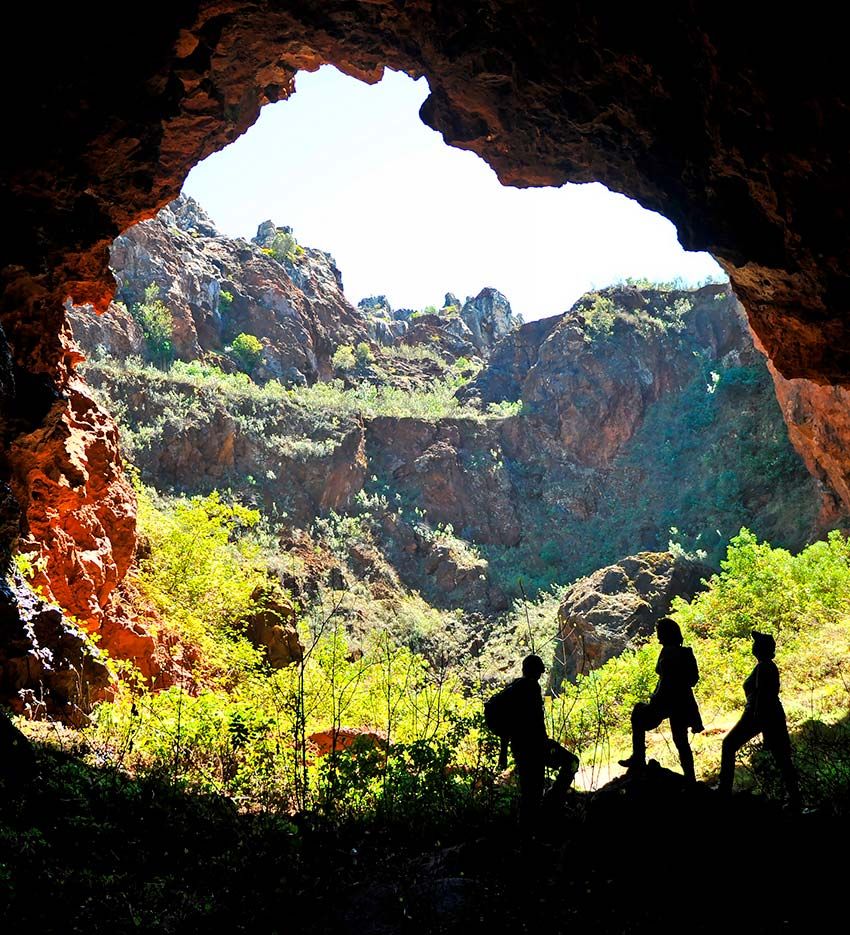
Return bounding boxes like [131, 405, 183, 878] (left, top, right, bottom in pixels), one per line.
[307, 726, 387, 757]
[555, 552, 711, 683]
[243, 588, 303, 669]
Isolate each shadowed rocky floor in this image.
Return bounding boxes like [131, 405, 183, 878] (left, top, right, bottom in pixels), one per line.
[1, 739, 843, 934]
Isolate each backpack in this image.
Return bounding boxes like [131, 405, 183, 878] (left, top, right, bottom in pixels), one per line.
[484, 682, 518, 738]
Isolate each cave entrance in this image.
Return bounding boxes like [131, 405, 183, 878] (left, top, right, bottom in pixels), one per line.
[4, 15, 850, 895]
[182, 65, 724, 322]
[63, 62, 829, 684]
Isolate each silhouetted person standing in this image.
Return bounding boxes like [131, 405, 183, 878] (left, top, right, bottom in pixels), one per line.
[497, 654, 579, 825]
[619, 617, 703, 782]
[718, 630, 800, 808]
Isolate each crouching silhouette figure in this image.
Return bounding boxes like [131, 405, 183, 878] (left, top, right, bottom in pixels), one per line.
[487, 654, 579, 826]
[619, 617, 703, 783]
[717, 630, 800, 809]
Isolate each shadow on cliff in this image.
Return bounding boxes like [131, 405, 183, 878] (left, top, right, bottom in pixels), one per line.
[3, 733, 849, 934]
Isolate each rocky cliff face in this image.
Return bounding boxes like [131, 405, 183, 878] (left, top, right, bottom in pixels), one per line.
[71, 207, 835, 612]
[555, 552, 711, 684]
[358, 287, 519, 360]
[73, 196, 370, 386]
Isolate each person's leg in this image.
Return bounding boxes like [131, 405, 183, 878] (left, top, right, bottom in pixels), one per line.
[670, 716, 695, 783]
[543, 741, 580, 806]
[621, 701, 664, 767]
[718, 715, 759, 794]
[764, 721, 801, 809]
[516, 753, 545, 828]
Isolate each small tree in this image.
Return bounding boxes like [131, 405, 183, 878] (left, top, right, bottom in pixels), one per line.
[231, 333, 263, 373]
[332, 345, 356, 372]
[264, 230, 304, 263]
[219, 289, 234, 315]
[132, 284, 174, 368]
[354, 342, 374, 367]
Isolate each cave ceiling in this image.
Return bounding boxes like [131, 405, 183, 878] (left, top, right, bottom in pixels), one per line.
[3, 2, 850, 384]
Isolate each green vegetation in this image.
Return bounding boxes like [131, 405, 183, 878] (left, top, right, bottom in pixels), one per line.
[16, 514, 850, 819]
[262, 230, 305, 263]
[218, 288, 234, 314]
[547, 529, 850, 803]
[130, 284, 174, 367]
[230, 332, 263, 373]
[354, 341, 374, 367]
[134, 485, 267, 684]
[332, 344, 356, 372]
[576, 292, 618, 337]
[575, 288, 694, 341]
[411, 305, 439, 319]
[85, 356, 517, 435]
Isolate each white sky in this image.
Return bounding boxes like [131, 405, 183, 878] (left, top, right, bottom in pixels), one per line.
[183, 66, 724, 321]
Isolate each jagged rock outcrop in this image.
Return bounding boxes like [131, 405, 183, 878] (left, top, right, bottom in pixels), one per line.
[473, 284, 747, 467]
[0, 572, 112, 720]
[555, 552, 711, 683]
[357, 289, 519, 360]
[459, 315, 561, 405]
[9, 370, 136, 630]
[458, 288, 518, 355]
[70, 196, 370, 385]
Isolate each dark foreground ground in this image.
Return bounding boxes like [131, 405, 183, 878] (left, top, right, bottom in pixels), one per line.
[0, 738, 845, 935]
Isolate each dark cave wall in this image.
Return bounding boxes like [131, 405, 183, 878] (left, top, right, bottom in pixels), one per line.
[4, 1, 850, 625]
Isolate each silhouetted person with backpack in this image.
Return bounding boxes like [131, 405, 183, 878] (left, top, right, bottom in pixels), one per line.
[717, 630, 800, 809]
[487, 654, 579, 826]
[618, 617, 703, 783]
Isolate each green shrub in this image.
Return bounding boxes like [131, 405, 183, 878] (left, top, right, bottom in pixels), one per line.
[354, 342, 374, 367]
[231, 333, 263, 373]
[219, 289, 234, 314]
[332, 345, 356, 372]
[575, 293, 617, 338]
[131, 284, 174, 367]
[264, 230, 304, 263]
[133, 484, 267, 685]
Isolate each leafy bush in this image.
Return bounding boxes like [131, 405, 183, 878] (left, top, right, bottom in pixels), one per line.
[219, 289, 234, 314]
[354, 342, 374, 367]
[263, 230, 304, 263]
[576, 293, 617, 338]
[131, 284, 174, 367]
[133, 484, 268, 685]
[332, 345, 356, 372]
[487, 399, 523, 417]
[674, 528, 850, 644]
[230, 333, 263, 373]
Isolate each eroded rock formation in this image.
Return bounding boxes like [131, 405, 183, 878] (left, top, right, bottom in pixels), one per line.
[555, 552, 711, 683]
[0, 572, 112, 720]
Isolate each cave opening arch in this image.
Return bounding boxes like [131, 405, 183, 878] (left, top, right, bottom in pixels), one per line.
[3, 2, 850, 681]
